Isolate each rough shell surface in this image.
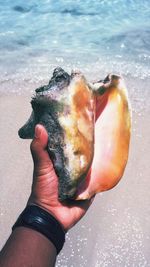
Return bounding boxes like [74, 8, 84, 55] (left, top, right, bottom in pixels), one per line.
[19, 68, 95, 200]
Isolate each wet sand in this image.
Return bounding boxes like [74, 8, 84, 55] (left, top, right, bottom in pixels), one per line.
[0, 77, 150, 266]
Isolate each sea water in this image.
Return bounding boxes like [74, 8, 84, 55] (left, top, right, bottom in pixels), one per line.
[0, 0, 150, 94]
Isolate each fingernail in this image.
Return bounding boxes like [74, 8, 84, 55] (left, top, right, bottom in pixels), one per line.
[35, 125, 41, 138]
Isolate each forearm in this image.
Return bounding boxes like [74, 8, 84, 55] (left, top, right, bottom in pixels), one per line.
[0, 227, 57, 267]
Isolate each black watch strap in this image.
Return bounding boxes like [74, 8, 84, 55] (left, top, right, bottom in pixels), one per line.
[12, 205, 65, 254]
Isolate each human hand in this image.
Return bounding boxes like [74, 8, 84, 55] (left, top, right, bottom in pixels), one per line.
[28, 124, 94, 232]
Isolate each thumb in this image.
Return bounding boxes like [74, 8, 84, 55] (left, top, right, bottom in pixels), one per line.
[30, 124, 51, 166]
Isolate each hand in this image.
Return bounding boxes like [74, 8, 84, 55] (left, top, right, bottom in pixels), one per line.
[28, 124, 94, 232]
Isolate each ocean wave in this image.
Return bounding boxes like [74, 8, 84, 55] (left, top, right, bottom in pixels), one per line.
[0, 0, 150, 94]
[108, 28, 150, 53]
[13, 5, 33, 13]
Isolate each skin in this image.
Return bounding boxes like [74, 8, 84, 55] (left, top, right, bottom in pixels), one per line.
[0, 125, 94, 267]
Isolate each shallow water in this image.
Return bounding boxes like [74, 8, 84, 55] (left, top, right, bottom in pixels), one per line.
[0, 0, 150, 94]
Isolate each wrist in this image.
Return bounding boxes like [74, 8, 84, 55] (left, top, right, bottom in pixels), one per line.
[12, 205, 66, 254]
[27, 197, 70, 232]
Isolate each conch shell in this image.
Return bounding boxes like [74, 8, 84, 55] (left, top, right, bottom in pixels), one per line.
[19, 68, 131, 200]
[77, 74, 131, 199]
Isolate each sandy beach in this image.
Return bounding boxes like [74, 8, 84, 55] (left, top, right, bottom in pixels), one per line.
[0, 0, 150, 265]
[0, 76, 150, 266]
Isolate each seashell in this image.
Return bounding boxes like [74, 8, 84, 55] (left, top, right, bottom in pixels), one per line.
[19, 67, 95, 200]
[19, 68, 131, 201]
